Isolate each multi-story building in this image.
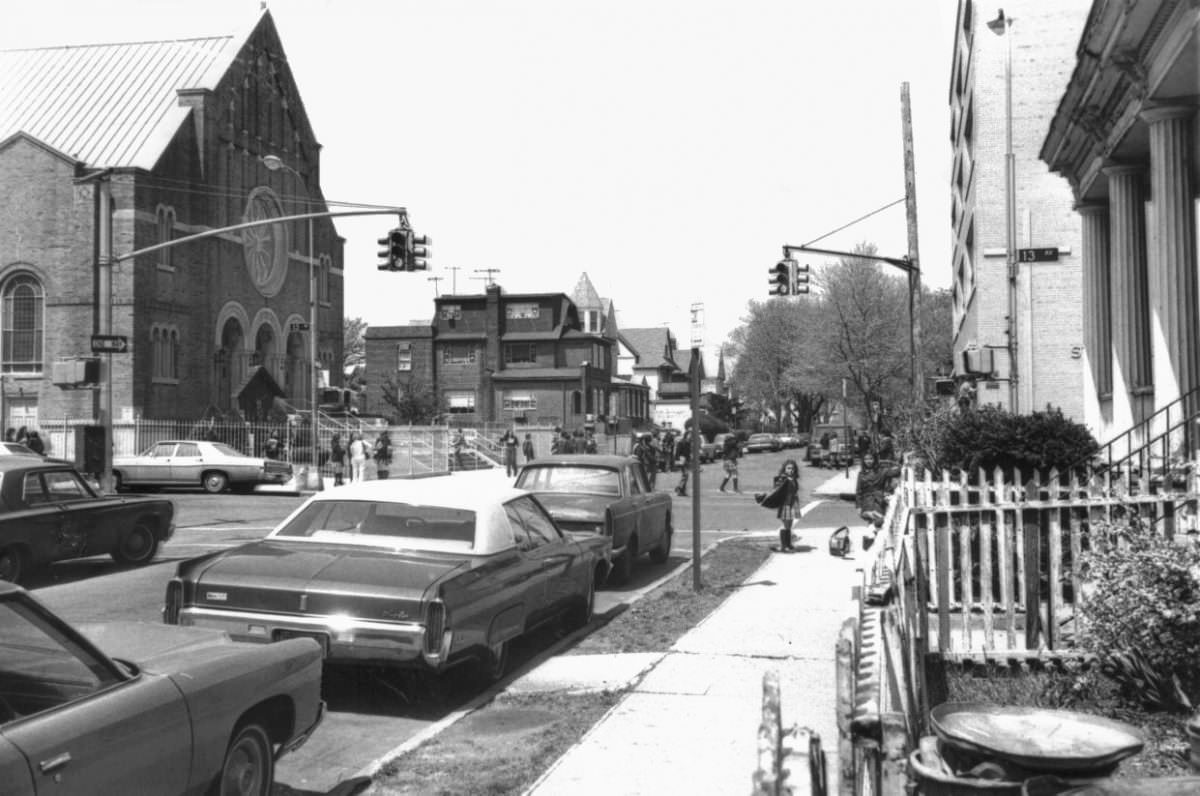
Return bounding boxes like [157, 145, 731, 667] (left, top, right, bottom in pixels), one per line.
[1041, 0, 1200, 444]
[0, 11, 342, 428]
[948, 0, 1089, 418]
[364, 280, 651, 430]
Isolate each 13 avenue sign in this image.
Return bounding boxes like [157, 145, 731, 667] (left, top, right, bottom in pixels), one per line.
[90, 334, 129, 354]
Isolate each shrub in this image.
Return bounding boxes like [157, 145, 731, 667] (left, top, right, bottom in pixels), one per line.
[931, 405, 1098, 478]
[1078, 523, 1200, 708]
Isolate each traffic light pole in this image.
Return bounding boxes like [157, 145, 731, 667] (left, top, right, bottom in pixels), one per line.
[782, 243, 922, 405]
[95, 204, 406, 493]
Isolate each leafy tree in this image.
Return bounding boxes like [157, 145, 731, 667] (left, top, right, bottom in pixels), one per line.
[380, 376, 442, 424]
[343, 317, 367, 385]
[727, 298, 812, 431]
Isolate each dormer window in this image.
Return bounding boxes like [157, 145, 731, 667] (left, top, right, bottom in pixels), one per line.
[506, 303, 539, 320]
[441, 305, 462, 320]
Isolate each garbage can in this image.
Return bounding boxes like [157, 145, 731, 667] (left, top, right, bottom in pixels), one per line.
[908, 743, 1023, 796]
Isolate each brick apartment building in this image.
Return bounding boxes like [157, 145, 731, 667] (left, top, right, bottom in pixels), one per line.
[949, 0, 1088, 418]
[1042, 0, 1200, 443]
[0, 11, 343, 429]
[364, 276, 652, 431]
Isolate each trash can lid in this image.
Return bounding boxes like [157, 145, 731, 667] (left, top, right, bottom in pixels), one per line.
[930, 702, 1144, 773]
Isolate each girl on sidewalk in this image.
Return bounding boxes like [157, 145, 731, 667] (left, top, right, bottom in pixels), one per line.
[772, 459, 801, 552]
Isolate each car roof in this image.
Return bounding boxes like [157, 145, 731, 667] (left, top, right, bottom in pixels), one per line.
[290, 476, 537, 555]
[0, 457, 68, 473]
[522, 454, 631, 467]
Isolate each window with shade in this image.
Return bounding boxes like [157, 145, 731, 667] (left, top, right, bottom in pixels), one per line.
[397, 343, 412, 371]
[2, 274, 43, 374]
[445, 390, 476, 414]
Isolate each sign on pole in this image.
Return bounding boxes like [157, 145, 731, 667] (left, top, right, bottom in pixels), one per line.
[90, 334, 129, 354]
[1018, 247, 1059, 263]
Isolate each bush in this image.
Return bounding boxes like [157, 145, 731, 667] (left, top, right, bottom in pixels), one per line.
[1079, 523, 1200, 708]
[931, 405, 1098, 478]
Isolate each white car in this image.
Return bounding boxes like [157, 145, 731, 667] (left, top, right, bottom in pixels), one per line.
[113, 440, 293, 494]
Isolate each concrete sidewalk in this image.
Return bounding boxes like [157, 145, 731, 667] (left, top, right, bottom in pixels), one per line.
[513, 470, 871, 795]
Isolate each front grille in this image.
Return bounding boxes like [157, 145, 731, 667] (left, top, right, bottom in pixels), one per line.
[424, 601, 445, 655]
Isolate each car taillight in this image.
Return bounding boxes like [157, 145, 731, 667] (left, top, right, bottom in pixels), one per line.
[424, 601, 445, 655]
[163, 579, 182, 624]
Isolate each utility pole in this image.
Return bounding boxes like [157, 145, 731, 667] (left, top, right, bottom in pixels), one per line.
[690, 303, 703, 591]
[901, 82, 924, 404]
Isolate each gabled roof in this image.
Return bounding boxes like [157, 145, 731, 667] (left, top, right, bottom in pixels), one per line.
[0, 12, 276, 170]
[570, 272, 603, 309]
[674, 348, 706, 379]
[619, 328, 678, 370]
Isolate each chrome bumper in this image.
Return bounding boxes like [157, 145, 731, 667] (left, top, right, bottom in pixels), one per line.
[177, 606, 450, 666]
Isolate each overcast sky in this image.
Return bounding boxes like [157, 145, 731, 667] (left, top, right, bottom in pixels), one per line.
[4, 0, 959, 366]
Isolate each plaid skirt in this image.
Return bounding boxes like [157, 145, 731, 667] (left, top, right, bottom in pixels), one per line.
[777, 502, 796, 521]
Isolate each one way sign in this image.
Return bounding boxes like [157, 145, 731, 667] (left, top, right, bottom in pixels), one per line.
[91, 334, 129, 354]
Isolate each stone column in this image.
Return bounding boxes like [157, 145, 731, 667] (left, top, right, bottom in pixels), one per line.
[1142, 105, 1199, 410]
[1078, 203, 1111, 400]
[1103, 163, 1152, 429]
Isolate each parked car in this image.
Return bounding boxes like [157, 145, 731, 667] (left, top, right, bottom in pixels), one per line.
[699, 433, 733, 463]
[0, 458, 175, 584]
[164, 477, 610, 682]
[0, 581, 324, 794]
[515, 454, 673, 583]
[806, 425, 856, 467]
[113, 439, 293, 494]
[743, 433, 782, 454]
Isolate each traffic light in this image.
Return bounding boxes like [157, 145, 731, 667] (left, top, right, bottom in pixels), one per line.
[407, 234, 432, 271]
[377, 230, 394, 270]
[793, 262, 810, 294]
[769, 260, 791, 296]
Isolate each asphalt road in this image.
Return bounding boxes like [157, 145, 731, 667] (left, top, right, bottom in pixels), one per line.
[26, 451, 858, 795]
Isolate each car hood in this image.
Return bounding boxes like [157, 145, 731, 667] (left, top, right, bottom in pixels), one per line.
[194, 540, 471, 599]
[78, 620, 240, 672]
[529, 493, 611, 521]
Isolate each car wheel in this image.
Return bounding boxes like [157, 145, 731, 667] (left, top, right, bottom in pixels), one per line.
[614, 535, 637, 584]
[213, 722, 274, 796]
[112, 472, 126, 493]
[203, 471, 229, 494]
[111, 521, 159, 566]
[566, 570, 596, 631]
[649, 526, 672, 565]
[0, 547, 26, 584]
[478, 638, 510, 684]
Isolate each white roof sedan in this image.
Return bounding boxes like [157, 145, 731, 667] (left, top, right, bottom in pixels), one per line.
[113, 439, 293, 494]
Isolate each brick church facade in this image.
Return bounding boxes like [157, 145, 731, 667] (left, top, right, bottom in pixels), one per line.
[0, 11, 343, 428]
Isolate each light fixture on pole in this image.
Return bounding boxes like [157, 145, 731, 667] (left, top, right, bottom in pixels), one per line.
[988, 8, 1019, 412]
[262, 154, 321, 487]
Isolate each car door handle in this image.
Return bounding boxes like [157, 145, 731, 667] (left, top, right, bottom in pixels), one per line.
[39, 752, 71, 773]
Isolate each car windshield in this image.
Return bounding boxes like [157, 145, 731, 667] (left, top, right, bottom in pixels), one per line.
[516, 465, 620, 496]
[273, 500, 477, 549]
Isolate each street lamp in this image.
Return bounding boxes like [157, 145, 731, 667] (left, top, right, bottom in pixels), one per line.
[988, 9, 1019, 411]
[263, 154, 321, 487]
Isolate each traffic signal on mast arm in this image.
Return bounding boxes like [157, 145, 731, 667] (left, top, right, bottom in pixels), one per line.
[769, 260, 792, 296]
[377, 228, 407, 271]
[377, 230, 394, 270]
[793, 262, 811, 294]
[407, 234, 432, 271]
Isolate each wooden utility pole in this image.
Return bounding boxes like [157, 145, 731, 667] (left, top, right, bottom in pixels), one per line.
[901, 82, 924, 404]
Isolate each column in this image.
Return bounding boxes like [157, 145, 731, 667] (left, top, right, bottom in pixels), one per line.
[1078, 202, 1111, 399]
[1142, 105, 1199, 410]
[1103, 164, 1152, 429]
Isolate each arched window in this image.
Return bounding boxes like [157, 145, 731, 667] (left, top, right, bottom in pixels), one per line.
[2, 274, 43, 374]
[151, 324, 180, 382]
[156, 206, 175, 270]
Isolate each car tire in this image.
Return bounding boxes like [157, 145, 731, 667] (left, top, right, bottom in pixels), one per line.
[111, 521, 159, 566]
[477, 638, 510, 684]
[613, 535, 637, 584]
[566, 570, 595, 631]
[0, 547, 27, 584]
[112, 472, 127, 493]
[649, 525, 672, 565]
[213, 722, 274, 796]
[203, 471, 229, 494]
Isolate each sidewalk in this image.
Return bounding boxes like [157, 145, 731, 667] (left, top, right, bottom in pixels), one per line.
[514, 471, 870, 795]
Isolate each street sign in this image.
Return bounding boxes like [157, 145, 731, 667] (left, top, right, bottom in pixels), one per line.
[1018, 247, 1059, 263]
[290, 322, 310, 331]
[90, 334, 129, 354]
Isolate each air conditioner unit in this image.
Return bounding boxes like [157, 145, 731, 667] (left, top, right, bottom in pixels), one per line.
[961, 348, 995, 376]
[51, 358, 100, 388]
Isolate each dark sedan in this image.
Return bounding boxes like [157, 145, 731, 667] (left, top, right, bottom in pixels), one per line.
[0, 459, 175, 584]
[0, 582, 323, 794]
[515, 454, 673, 583]
[164, 477, 610, 682]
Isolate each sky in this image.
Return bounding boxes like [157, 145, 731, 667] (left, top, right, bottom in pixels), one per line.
[3, 0, 959, 368]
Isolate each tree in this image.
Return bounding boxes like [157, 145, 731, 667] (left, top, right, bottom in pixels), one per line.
[380, 376, 441, 424]
[343, 317, 367, 387]
[727, 298, 809, 431]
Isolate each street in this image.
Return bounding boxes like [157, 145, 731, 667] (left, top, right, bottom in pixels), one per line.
[26, 453, 860, 794]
